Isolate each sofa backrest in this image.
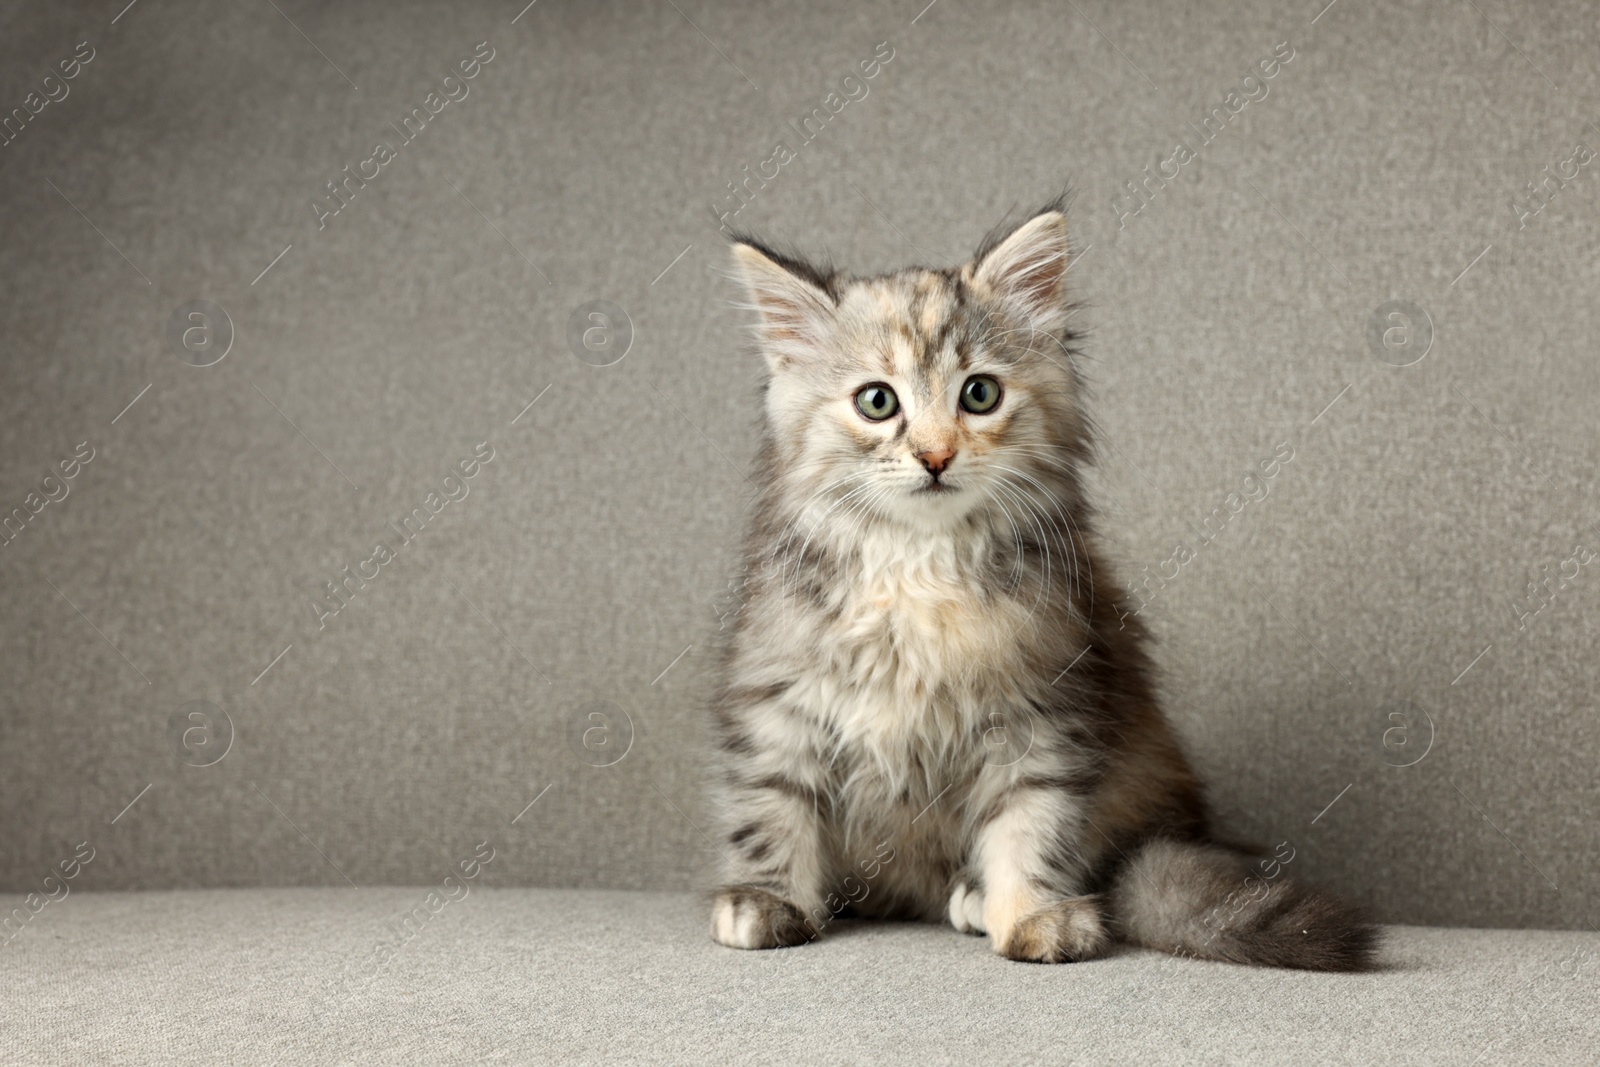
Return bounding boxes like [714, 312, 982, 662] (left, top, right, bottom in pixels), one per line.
[1, 0, 1594, 929]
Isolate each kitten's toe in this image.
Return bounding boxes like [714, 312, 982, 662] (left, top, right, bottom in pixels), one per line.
[948, 883, 987, 935]
[710, 886, 814, 950]
[997, 896, 1109, 963]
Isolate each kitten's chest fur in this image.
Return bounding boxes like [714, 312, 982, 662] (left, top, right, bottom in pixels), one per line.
[763, 526, 1050, 912]
[790, 526, 1045, 791]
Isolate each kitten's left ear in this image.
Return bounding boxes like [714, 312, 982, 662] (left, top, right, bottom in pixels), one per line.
[971, 210, 1070, 330]
[731, 241, 837, 372]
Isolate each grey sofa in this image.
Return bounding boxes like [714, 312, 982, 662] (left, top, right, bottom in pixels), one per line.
[2, 0, 1597, 1062]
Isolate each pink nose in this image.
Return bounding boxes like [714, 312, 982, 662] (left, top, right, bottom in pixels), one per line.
[916, 448, 955, 475]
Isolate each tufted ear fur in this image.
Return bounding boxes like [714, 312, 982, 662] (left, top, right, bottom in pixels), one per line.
[731, 241, 837, 372]
[971, 210, 1070, 332]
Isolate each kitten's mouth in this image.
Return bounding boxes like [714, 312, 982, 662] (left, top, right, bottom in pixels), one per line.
[916, 479, 954, 494]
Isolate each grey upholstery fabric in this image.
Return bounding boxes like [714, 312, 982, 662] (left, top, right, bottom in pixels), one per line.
[1, 0, 1597, 938]
[2, 890, 1597, 1065]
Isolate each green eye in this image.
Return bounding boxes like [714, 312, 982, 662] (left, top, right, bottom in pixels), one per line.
[960, 375, 1002, 414]
[854, 383, 899, 421]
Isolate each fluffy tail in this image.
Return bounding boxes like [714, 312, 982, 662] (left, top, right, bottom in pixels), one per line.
[1108, 838, 1379, 971]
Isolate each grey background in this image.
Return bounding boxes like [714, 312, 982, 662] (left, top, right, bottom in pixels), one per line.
[1, 0, 1595, 931]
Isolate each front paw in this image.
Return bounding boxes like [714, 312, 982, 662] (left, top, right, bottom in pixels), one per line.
[710, 885, 814, 950]
[996, 896, 1109, 963]
[948, 882, 987, 935]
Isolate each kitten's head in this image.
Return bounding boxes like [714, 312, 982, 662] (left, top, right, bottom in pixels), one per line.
[733, 204, 1088, 535]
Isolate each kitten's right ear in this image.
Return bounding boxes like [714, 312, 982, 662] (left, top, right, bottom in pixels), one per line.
[730, 241, 836, 372]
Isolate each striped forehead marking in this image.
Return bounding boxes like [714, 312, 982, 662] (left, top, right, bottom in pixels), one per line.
[855, 271, 972, 384]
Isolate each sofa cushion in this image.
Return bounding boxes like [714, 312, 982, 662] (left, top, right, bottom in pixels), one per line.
[4, 889, 1594, 1064]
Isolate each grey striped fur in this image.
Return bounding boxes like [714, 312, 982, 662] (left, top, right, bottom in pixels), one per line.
[709, 202, 1376, 970]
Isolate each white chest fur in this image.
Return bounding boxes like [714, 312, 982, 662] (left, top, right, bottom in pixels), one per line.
[802, 526, 1034, 774]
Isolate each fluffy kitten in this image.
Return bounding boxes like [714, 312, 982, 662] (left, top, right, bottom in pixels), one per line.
[708, 201, 1376, 969]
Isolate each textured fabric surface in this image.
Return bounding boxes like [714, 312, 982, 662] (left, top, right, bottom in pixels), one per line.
[0, 889, 1596, 1065]
[1, 0, 1598, 932]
